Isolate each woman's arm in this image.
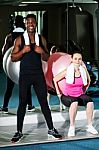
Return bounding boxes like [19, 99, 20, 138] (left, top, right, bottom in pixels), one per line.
[81, 61, 91, 92]
[53, 69, 67, 95]
[83, 65, 91, 93]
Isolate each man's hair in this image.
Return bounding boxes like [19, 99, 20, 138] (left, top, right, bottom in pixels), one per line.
[15, 15, 25, 29]
[25, 14, 36, 21]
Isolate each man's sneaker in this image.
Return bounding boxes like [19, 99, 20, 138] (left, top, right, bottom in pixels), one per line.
[0, 107, 2, 113]
[48, 128, 62, 139]
[11, 131, 23, 143]
[0, 107, 8, 114]
[68, 126, 75, 137]
[86, 125, 98, 135]
[27, 105, 35, 112]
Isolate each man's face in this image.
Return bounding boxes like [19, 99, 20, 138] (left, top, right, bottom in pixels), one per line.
[25, 17, 36, 33]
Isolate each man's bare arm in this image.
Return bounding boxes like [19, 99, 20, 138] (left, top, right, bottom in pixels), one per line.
[41, 36, 50, 61]
[11, 36, 30, 62]
[2, 34, 12, 56]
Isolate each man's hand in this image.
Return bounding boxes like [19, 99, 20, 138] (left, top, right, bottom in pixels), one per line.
[22, 45, 31, 53]
[34, 45, 43, 54]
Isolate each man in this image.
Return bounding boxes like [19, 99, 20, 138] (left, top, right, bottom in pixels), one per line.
[11, 14, 62, 143]
[0, 15, 35, 113]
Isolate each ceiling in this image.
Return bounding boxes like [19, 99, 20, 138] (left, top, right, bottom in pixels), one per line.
[0, 0, 98, 6]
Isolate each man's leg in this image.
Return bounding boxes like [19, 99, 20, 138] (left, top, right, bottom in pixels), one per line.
[33, 73, 62, 139]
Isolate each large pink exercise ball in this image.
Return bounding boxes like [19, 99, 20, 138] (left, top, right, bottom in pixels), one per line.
[45, 52, 66, 90]
[45, 52, 71, 93]
[52, 54, 71, 94]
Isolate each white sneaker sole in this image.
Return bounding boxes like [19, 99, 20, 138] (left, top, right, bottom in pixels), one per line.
[2, 111, 8, 114]
[48, 134, 62, 140]
[27, 109, 35, 112]
[87, 129, 98, 135]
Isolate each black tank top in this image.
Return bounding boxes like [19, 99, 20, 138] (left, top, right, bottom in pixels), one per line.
[20, 35, 43, 75]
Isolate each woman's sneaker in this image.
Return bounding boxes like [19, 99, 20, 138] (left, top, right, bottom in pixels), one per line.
[48, 128, 62, 139]
[86, 125, 98, 135]
[11, 131, 23, 143]
[68, 126, 75, 137]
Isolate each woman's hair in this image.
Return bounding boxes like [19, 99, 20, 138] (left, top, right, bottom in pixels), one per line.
[67, 40, 83, 56]
[71, 50, 83, 58]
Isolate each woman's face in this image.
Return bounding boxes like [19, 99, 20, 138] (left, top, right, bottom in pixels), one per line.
[72, 53, 82, 68]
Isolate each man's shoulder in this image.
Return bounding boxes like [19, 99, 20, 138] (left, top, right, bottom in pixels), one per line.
[5, 33, 13, 43]
[6, 33, 12, 39]
[39, 34, 46, 42]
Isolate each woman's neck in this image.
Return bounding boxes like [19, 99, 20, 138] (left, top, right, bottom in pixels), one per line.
[74, 68, 81, 77]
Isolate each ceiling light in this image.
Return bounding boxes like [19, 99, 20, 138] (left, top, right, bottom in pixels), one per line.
[21, 1, 40, 4]
[19, 4, 28, 6]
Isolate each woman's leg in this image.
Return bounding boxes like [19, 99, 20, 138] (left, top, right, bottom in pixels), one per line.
[86, 102, 98, 134]
[79, 94, 94, 125]
[86, 102, 94, 125]
[68, 101, 78, 137]
[61, 95, 78, 136]
[61, 95, 78, 126]
[69, 102, 78, 127]
[79, 94, 98, 135]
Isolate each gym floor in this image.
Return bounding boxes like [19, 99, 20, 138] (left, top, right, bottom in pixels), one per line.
[0, 67, 99, 148]
[0, 107, 99, 148]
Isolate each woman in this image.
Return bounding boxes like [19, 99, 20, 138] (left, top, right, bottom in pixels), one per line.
[53, 50, 98, 137]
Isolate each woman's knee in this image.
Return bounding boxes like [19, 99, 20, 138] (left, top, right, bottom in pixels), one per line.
[87, 101, 94, 108]
[61, 95, 71, 107]
[70, 101, 78, 108]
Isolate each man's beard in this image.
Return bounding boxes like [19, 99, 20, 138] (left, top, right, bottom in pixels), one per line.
[27, 28, 36, 34]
